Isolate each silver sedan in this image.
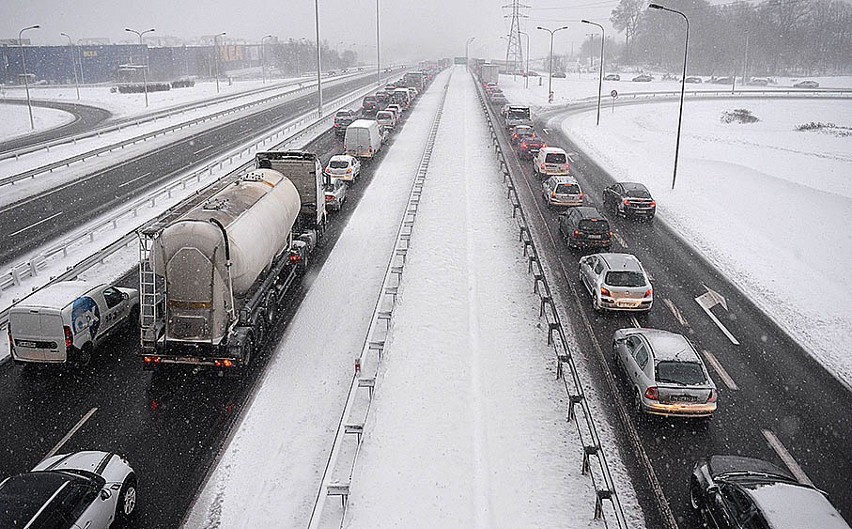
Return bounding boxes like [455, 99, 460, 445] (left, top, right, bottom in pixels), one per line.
[579, 253, 653, 312]
[612, 328, 717, 418]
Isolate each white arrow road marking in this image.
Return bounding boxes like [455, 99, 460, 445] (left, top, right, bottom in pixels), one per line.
[664, 298, 689, 327]
[567, 152, 578, 163]
[762, 429, 813, 486]
[10, 211, 63, 237]
[43, 407, 98, 461]
[695, 286, 740, 345]
[702, 350, 738, 390]
[612, 232, 629, 249]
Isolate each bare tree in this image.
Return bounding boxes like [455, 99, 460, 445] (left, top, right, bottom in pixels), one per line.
[611, 0, 645, 63]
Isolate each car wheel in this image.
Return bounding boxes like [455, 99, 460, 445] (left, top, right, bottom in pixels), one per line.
[116, 474, 138, 524]
[592, 295, 602, 312]
[633, 390, 645, 419]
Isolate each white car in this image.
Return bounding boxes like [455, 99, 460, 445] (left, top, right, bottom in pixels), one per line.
[579, 253, 653, 312]
[0, 451, 138, 528]
[323, 178, 347, 212]
[324, 154, 361, 183]
[533, 147, 570, 177]
[541, 175, 584, 207]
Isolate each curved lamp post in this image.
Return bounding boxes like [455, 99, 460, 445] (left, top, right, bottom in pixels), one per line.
[261, 34, 273, 84]
[18, 24, 40, 130]
[649, 3, 689, 189]
[212, 32, 226, 94]
[465, 36, 475, 72]
[314, 0, 323, 116]
[581, 20, 604, 126]
[60, 32, 81, 100]
[536, 25, 568, 103]
[125, 27, 155, 107]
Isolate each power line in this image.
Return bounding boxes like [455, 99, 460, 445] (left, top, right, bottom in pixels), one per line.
[503, 0, 529, 72]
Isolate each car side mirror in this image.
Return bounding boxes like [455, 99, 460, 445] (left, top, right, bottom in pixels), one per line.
[123, 292, 129, 300]
[100, 489, 112, 501]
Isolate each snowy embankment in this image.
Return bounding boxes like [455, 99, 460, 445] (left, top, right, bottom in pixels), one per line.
[0, 103, 75, 141]
[502, 70, 852, 388]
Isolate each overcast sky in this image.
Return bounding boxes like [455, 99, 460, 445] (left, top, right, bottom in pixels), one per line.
[4, 0, 625, 64]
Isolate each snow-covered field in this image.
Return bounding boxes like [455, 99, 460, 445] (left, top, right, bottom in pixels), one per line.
[0, 102, 75, 141]
[502, 73, 852, 388]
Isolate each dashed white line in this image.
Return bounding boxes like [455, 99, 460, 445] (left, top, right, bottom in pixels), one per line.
[664, 298, 689, 327]
[10, 211, 62, 237]
[612, 231, 629, 249]
[702, 350, 738, 390]
[118, 172, 152, 188]
[43, 407, 98, 461]
[193, 144, 216, 155]
[630, 315, 641, 328]
[761, 429, 813, 486]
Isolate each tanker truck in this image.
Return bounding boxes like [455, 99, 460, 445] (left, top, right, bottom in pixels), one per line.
[137, 150, 327, 373]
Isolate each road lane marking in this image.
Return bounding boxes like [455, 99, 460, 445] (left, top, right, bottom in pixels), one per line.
[702, 350, 738, 390]
[43, 407, 98, 461]
[664, 298, 689, 327]
[644, 268, 654, 282]
[612, 231, 629, 249]
[630, 315, 641, 328]
[118, 172, 152, 188]
[542, 128, 550, 134]
[695, 286, 740, 345]
[761, 429, 813, 486]
[10, 211, 62, 237]
[193, 144, 216, 155]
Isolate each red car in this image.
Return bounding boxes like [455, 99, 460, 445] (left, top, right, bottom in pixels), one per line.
[518, 136, 545, 160]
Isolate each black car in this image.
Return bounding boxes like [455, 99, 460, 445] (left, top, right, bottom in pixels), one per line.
[558, 207, 612, 250]
[690, 455, 851, 529]
[632, 74, 652, 82]
[602, 182, 656, 219]
[518, 136, 545, 160]
[333, 110, 358, 137]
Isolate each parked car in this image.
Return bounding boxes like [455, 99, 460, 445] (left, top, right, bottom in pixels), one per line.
[517, 136, 545, 160]
[711, 76, 735, 84]
[579, 253, 652, 311]
[683, 76, 703, 84]
[323, 178, 347, 212]
[690, 455, 852, 529]
[604, 73, 621, 81]
[602, 182, 656, 219]
[747, 76, 770, 86]
[533, 147, 570, 177]
[0, 450, 138, 528]
[8, 281, 140, 366]
[632, 74, 653, 82]
[376, 109, 397, 131]
[510, 125, 536, 145]
[324, 154, 361, 182]
[542, 175, 584, 208]
[793, 80, 819, 88]
[558, 207, 612, 250]
[553, 71, 567, 78]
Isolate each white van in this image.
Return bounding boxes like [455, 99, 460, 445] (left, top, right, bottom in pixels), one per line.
[376, 110, 397, 131]
[344, 119, 384, 159]
[533, 147, 571, 177]
[8, 281, 140, 366]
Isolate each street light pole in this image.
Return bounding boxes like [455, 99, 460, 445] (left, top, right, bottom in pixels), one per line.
[582, 20, 605, 126]
[212, 32, 226, 94]
[60, 32, 81, 100]
[519, 31, 530, 89]
[261, 34, 273, 84]
[125, 27, 155, 107]
[649, 3, 689, 189]
[18, 24, 40, 130]
[465, 36, 475, 72]
[537, 25, 568, 103]
[314, 0, 323, 116]
[376, 0, 381, 87]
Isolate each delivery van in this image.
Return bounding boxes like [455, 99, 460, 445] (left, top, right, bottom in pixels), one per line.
[344, 119, 384, 159]
[8, 281, 140, 366]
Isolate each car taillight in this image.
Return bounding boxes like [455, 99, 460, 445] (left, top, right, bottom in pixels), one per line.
[289, 253, 303, 263]
[645, 387, 659, 401]
[541, 164, 546, 170]
[551, 192, 557, 198]
[600, 287, 611, 297]
[214, 359, 235, 368]
[707, 389, 717, 403]
[573, 229, 581, 238]
[325, 195, 334, 201]
[63, 326, 73, 349]
[650, 200, 657, 207]
[624, 199, 631, 206]
[347, 168, 352, 173]
[580, 193, 585, 200]
[644, 289, 653, 298]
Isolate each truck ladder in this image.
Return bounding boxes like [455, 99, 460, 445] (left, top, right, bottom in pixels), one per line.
[137, 230, 162, 352]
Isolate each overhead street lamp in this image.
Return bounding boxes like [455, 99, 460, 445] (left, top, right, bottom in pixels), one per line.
[212, 32, 226, 94]
[465, 36, 475, 72]
[376, 0, 381, 87]
[582, 20, 604, 126]
[519, 31, 530, 89]
[125, 27, 155, 107]
[18, 24, 40, 130]
[649, 3, 689, 189]
[314, 0, 323, 116]
[536, 25, 568, 103]
[60, 32, 81, 100]
[261, 34, 273, 84]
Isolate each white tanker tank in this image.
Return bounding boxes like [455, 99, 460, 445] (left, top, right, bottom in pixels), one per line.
[153, 168, 300, 345]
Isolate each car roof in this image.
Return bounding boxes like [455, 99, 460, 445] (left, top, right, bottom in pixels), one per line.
[549, 175, 578, 184]
[0, 471, 77, 528]
[597, 252, 641, 270]
[619, 182, 649, 192]
[13, 281, 99, 310]
[634, 329, 698, 362]
[540, 147, 566, 155]
[745, 482, 850, 529]
[329, 154, 355, 162]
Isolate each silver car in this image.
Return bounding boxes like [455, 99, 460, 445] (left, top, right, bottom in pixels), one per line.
[612, 328, 717, 418]
[323, 178, 347, 212]
[579, 253, 653, 311]
[0, 451, 138, 528]
[542, 175, 584, 208]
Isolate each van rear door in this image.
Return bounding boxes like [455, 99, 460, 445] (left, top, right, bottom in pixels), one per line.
[9, 308, 66, 362]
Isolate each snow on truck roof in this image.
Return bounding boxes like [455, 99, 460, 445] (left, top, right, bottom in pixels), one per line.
[12, 281, 99, 310]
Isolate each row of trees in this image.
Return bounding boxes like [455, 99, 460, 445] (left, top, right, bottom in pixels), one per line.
[610, 0, 852, 76]
[264, 38, 357, 75]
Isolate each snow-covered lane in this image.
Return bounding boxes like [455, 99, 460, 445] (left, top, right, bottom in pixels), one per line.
[342, 68, 607, 529]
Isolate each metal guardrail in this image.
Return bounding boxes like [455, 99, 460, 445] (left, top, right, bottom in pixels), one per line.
[474, 75, 629, 528]
[0, 73, 399, 338]
[0, 73, 379, 188]
[307, 70, 452, 529]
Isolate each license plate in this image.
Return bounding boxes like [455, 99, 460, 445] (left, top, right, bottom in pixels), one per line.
[669, 395, 697, 402]
[616, 299, 638, 307]
[588, 234, 602, 240]
[16, 340, 37, 348]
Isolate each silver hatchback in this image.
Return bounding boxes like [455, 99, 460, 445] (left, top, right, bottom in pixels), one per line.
[579, 253, 652, 311]
[612, 328, 717, 418]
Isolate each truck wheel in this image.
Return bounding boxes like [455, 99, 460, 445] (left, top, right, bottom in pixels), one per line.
[76, 344, 93, 367]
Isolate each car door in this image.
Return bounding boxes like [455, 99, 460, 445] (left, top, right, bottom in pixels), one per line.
[579, 255, 595, 291]
[99, 287, 128, 340]
[629, 340, 650, 390]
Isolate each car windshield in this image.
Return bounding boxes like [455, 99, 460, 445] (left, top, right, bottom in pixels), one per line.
[605, 270, 645, 286]
[624, 185, 652, 198]
[656, 361, 707, 386]
[545, 153, 567, 164]
[508, 109, 530, 120]
[578, 219, 609, 233]
[330, 160, 349, 169]
[555, 183, 579, 195]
